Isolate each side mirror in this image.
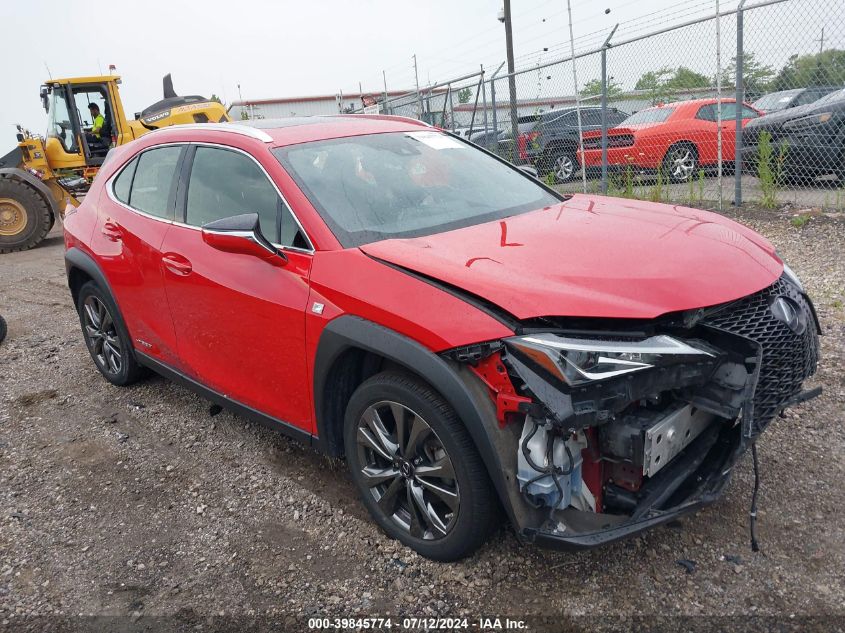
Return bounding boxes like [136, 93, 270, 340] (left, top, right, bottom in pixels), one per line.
[201, 213, 287, 264]
[40, 86, 49, 113]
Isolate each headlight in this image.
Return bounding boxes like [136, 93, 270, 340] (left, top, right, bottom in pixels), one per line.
[504, 333, 713, 387]
[782, 262, 804, 291]
[782, 111, 834, 130]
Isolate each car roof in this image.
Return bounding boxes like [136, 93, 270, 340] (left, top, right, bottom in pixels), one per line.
[142, 115, 434, 148]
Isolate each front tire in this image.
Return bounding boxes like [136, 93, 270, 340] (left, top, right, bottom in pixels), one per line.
[76, 281, 146, 386]
[0, 179, 53, 254]
[344, 371, 496, 561]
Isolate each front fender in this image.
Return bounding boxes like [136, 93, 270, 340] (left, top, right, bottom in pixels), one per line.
[312, 315, 538, 532]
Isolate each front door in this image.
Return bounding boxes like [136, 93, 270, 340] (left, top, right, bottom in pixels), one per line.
[160, 144, 314, 431]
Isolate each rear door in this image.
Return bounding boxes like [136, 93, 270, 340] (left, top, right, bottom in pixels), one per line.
[94, 145, 184, 366]
[160, 144, 314, 431]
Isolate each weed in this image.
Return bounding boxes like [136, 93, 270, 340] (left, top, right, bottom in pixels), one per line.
[648, 167, 665, 202]
[790, 214, 810, 228]
[758, 131, 789, 209]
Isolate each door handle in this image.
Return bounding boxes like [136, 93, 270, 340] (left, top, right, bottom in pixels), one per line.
[102, 220, 123, 241]
[162, 253, 193, 276]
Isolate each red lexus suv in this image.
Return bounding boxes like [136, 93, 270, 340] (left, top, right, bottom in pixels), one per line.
[64, 116, 820, 561]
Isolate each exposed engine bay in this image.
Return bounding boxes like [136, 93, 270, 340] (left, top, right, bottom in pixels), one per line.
[451, 273, 821, 545]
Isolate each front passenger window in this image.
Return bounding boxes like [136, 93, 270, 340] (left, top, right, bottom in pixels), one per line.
[186, 147, 281, 241]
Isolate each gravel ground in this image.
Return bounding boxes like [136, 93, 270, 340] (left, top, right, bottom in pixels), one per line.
[1, 208, 844, 631]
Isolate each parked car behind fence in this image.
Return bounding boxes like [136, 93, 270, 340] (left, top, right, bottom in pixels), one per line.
[743, 88, 845, 185]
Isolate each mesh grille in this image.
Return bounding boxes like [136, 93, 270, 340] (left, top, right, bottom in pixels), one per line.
[703, 276, 819, 433]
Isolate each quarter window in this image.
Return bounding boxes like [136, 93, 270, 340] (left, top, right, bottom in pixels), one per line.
[112, 157, 137, 204]
[128, 146, 182, 219]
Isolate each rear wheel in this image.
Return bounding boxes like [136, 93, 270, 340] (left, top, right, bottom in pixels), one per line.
[0, 179, 52, 254]
[344, 372, 496, 561]
[661, 143, 698, 183]
[76, 281, 146, 386]
[542, 150, 577, 183]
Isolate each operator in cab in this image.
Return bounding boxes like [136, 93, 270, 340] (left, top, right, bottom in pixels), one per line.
[86, 103, 108, 150]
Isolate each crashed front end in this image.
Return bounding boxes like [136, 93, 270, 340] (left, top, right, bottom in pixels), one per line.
[455, 271, 820, 549]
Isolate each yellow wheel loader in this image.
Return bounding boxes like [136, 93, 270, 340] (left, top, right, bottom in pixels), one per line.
[0, 74, 229, 253]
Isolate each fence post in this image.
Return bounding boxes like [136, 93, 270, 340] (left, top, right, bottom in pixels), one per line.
[600, 24, 618, 195]
[448, 83, 456, 131]
[383, 70, 389, 115]
[716, 0, 723, 211]
[734, 0, 746, 206]
[481, 66, 489, 138]
[489, 62, 505, 153]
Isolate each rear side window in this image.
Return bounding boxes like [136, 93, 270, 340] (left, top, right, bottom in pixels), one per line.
[112, 157, 137, 204]
[128, 147, 182, 219]
[621, 108, 675, 125]
[186, 146, 280, 241]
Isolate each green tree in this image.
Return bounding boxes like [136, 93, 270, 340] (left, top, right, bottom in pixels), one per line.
[457, 87, 473, 104]
[720, 52, 775, 99]
[665, 67, 711, 91]
[210, 93, 223, 104]
[635, 67, 673, 104]
[771, 49, 845, 91]
[580, 78, 623, 99]
[635, 67, 710, 104]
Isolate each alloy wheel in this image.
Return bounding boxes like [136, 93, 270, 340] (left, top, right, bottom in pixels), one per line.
[82, 295, 122, 375]
[355, 400, 460, 540]
[554, 154, 575, 182]
[667, 146, 696, 181]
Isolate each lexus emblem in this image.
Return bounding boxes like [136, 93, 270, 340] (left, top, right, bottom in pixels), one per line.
[770, 296, 806, 334]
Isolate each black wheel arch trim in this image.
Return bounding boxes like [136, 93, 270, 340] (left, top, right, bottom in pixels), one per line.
[313, 314, 530, 529]
[65, 246, 133, 346]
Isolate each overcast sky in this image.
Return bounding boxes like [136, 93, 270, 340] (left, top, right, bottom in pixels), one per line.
[1, 0, 835, 137]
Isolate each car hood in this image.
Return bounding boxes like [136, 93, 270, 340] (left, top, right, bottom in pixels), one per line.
[360, 194, 782, 321]
[746, 97, 844, 128]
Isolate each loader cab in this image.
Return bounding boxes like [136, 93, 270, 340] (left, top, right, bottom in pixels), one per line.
[42, 76, 132, 170]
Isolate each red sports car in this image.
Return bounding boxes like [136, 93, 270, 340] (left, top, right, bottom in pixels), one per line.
[64, 116, 818, 560]
[578, 98, 761, 182]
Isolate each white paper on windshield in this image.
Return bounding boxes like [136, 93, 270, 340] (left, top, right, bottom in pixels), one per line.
[406, 131, 465, 150]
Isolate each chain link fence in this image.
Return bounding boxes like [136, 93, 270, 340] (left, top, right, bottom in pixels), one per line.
[352, 0, 845, 211]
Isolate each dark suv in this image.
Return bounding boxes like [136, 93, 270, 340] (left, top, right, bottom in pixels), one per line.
[504, 107, 628, 182]
[743, 87, 845, 184]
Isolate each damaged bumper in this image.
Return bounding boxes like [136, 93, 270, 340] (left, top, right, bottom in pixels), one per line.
[454, 271, 821, 549]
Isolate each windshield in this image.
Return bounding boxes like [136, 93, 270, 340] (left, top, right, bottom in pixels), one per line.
[752, 90, 801, 111]
[273, 131, 561, 248]
[620, 107, 675, 125]
[814, 88, 845, 106]
[47, 89, 76, 153]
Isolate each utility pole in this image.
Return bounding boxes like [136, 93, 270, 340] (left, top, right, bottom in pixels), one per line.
[817, 27, 825, 54]
[413, 54, 423, 121]
[503, 0, 519, 163]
